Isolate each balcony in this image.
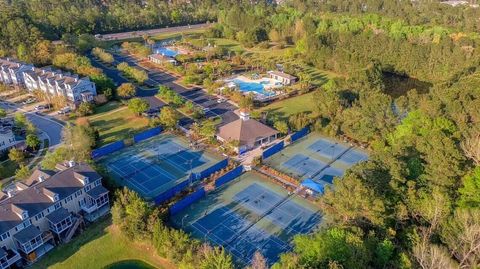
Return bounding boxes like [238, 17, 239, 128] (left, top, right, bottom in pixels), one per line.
[80, 203, 98, 214]
[0, 248, 21, 269]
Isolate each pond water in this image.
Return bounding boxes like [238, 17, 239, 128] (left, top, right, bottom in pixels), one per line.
[104, 260, 157, 269]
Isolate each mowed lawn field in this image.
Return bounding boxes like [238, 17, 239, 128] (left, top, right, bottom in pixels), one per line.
[32, 217, 173, 269]
[88, 103, 149, 146]
[260, 91, 318, 121]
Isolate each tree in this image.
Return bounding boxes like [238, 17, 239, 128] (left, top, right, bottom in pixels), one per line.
[274, 120, 289, 135]
[15, 165, 31, 180]
[8, 148, 25, 165]
[77, 102, 94, 116]
[0, 108, 6, 118]
[112, 188, 152, 240]
[26, 134, 41, 151]
[62, 123, 96, 161]
[159, 106, 179, 129]
[198, 244, 234, 269]
[41, 146, 71, 170]
[117, 83, 136, 99]
[461, 133, 480, 166]
[128, 98, 149, 116]
[457, 167, 480, 209]
[248, 251, 268, 269]
[239, 94, 254, 110]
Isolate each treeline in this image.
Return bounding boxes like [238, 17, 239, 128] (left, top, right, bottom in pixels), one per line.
[117, 62, 148, 84]
[91, 47, 114, 64]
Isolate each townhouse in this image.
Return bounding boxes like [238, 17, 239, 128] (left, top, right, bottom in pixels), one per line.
[0, 162, 110, 268]
[0, 58, 96, 105]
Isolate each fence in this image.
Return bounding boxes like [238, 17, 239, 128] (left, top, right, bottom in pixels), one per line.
[195, 158, 229, 181]
[91, 141, 125, 159]
[214, 165, 244, 188]
[262, 141, 284, 160]
[169, 187, 206, 216]
[153, 159, 228, 205]
[291, 126, 310, 143]
[133, 126, 162, 143]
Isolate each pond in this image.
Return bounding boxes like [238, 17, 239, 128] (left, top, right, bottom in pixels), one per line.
[382, 72, 432, 98]
[104, 260, 158, 269]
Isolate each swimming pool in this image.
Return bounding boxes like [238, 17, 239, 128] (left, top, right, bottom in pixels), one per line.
[232, 78, 277, 97]
[154, 47, 179, 57]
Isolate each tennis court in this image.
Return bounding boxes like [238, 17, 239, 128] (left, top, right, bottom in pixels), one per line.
[265, 133, 368, 186]
[170, 172, 321, 266]
[100, 133, 223, 199]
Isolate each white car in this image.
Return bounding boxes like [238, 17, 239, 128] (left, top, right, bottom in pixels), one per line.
[58, 107, 71, 115]
[216, 98, 227, 104]
[22, 98, 36, 105]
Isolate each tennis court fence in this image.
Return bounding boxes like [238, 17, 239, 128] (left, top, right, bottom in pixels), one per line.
[154, 159, 229, 205]
[291, 126, 310, 143]
[170, 187, 206, 216]
[262, 141, 284, 160]
[92, 140, 125, 159]
[134, 126, 163, 143]
[215, 165, 244, 188]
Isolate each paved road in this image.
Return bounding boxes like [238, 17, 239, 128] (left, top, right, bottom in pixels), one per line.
[112, 53, 239, 124]
[0, 101, 64, 147]
[89, 52, 239, 128]
[96, 23, 210, 41]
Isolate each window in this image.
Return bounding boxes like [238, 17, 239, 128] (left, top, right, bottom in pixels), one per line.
[0, 232, 10, 241]
[54, 203, 61, 209]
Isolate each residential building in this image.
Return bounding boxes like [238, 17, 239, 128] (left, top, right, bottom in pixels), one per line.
[0, 58, 96, 105]
[0, 162, 109, 267]
[148, 53, 178, 65]
[0, 118, 17, 153]
[216, 110, 279, 154]
[267, 71, 297, 85]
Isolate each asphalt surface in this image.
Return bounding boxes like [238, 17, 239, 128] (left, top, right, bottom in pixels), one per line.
[96, 23, 210, 41]
[0, 101, 64, 147]
[89, 52, 239, 128]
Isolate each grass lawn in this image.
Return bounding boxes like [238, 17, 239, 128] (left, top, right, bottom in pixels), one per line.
[93, 101, 121, 114]
[89, 107, 149, 146]
[259, 91, 317, 121]
[151, 28, 206, 41]
[0, 159, 17, 179]
[32, 217, 173, 269]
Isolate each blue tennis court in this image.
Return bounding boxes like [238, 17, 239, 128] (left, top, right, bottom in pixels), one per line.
[171, 172, 321, 266]
[264, 133, 368, 188]
[100, 134, 222, 199]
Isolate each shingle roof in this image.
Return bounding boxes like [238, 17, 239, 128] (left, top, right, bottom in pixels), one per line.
[217, 118, 278, 147]
[13, 225, 42, 244]
[0, 164, 101, 235]
[86, 185, 109, 199]
[45, 207, 71, 224]
[268, 70, 297, 80]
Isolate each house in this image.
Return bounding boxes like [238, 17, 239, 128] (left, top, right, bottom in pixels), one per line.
[0, 58, 96, 105]
[216, 111, 279, 153]
[0, 162, 109, 267]
[148, 54, 177, 65]
[0, 127, 16, 153]
[267, 71, 297, 85]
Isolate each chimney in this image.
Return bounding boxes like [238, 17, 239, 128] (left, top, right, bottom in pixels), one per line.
[68, 160, 76, 167]
[38, 175, 45, 182]
[7, 190, 14, 198]
[239, 110, 250, 121]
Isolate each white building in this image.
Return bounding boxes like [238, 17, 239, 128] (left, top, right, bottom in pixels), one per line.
[0, 162, 109, 268]
[0, 58, 96, 105]
[267, 71, 298, 85]
[0, 127, 16, 153]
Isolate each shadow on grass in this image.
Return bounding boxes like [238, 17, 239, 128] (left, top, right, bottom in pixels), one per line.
[32, 216, 111, 269]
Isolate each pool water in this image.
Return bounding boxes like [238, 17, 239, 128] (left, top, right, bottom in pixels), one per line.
[232, 78, 276, 97]
[154, 47, 178, 57]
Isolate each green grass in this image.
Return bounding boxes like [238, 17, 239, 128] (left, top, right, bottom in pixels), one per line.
[94, 101, 121, 114]
[259, 92, 317, 121]
[151, 29, 206, 41]
[89, 107, 150, 146]
[32, 218, 168, 269]
[0, 159, 17, 179]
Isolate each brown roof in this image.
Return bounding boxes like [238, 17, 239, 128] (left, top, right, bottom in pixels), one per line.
[0, 164, 101, 234]
[268, 70, 297, 80]
[217, 118, 278, 147]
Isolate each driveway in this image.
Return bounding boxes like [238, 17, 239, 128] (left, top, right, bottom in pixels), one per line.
[0, 101, 64, 147]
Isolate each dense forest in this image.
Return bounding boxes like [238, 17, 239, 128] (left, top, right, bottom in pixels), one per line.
[2, 0, 479, 268]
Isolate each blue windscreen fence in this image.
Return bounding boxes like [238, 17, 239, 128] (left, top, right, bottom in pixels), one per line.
[262, 141, 284, 159]
[153, 179, 190, 205]
[214, 165, 244, 188]
[195, 158, 229, 181]
[91, 140, 125, 159]
[169, 187, 206, 216]
[291, 126, 310, 143]
[133, 127, 162, 143]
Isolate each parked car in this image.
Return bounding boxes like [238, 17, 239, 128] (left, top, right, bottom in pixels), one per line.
[34, 104, 51, 111]
[57, 106, 71, 115]
[22, 98, 36, 105]
[203, 107, 211, 113]
[216, 98, 227, 104]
